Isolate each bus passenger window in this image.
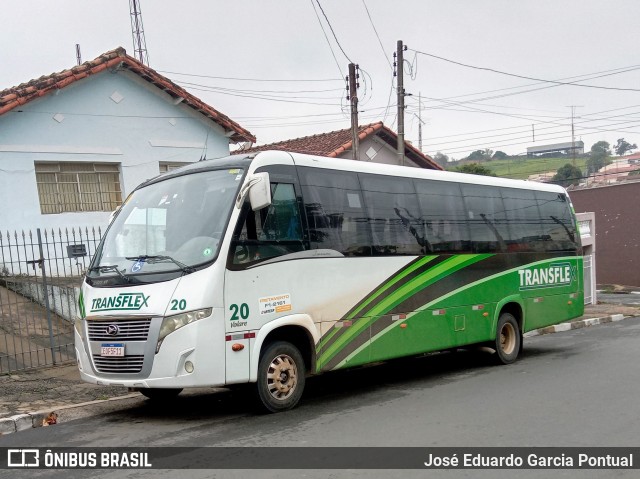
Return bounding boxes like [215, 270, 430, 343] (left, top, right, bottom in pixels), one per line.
[535, 191, 579, 252]
[231, 183, 305, 265]
[298, 167, 371, 256]
[360, 174, 423, 255]
[461, 184, 509, 253]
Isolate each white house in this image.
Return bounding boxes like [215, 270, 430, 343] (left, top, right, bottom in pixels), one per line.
[233, 122, 442, 170]
[0, 47, 254, 232]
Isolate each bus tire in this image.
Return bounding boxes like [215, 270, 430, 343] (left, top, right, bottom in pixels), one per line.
[256, 341, 305, 413]
[139, 388, 183, 400]
[494, 313, 521, 365]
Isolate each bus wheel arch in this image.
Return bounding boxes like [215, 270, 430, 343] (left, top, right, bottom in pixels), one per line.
[259, 324, 316, 375]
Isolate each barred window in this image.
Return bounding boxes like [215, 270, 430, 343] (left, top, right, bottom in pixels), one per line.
[35, 162, 122, 214]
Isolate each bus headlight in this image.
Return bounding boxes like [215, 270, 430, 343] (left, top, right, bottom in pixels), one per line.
[157, 308, 212, 353]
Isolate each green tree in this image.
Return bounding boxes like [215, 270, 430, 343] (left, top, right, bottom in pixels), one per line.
[452, 162, 497, 176]
[433, 152, 449, 167]
[466, 148, 493, 162]
[552, 163, 582, 187]
[590, 140, 611, 157]
[614, 138, 637, 156]
[587, 140, 611, 174]
[492, 150, 508, 160]
[467, 150, 487, 162]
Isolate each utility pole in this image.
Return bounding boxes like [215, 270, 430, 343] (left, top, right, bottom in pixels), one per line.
[348, 63, 360, 161]
[567, 105, 583, 167]
[395, 40, 406, 166]
[75, 44, 82, 65]
[417, 92, 426, 152]
[532, 124, 535, 142]
[129, 0, 149, 65]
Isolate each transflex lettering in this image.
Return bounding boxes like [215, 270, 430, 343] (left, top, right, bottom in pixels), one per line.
[90, 293, 150, 312]
[518, 263, 574, 290]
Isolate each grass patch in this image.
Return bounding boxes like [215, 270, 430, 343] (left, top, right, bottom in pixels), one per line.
[449, 157, 588, 180]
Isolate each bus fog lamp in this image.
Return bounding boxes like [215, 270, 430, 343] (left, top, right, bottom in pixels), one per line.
[184, 361, 194, 373]
[157, 308, 212, 351]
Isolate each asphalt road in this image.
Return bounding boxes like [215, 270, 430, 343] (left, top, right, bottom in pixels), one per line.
[2, 316, 640, 479]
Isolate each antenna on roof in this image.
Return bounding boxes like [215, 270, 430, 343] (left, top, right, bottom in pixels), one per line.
[75, 44, 82, 65]
[129, 0, 149, 65]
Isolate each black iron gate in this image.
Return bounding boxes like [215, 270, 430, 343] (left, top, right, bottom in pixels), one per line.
[0, 227, 102, 373]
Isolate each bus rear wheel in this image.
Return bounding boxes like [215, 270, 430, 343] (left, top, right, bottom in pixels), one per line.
[256, 341, 305, 413]
[494, 313, 521, 365]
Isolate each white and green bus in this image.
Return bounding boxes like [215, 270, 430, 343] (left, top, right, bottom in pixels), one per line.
[75, 151, 583, 412]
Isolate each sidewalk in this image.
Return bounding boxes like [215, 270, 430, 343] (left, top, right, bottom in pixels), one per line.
[1, 297, 639, 435]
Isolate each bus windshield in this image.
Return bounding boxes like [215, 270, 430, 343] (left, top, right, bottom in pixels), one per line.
[90, 168, 243, 280]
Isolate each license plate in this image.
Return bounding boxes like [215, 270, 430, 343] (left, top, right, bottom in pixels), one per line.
[101, 343, 125, 357]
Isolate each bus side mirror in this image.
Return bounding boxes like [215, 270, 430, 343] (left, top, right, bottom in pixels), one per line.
[249, 172, 271, 211]
[236, 172, 272, 210]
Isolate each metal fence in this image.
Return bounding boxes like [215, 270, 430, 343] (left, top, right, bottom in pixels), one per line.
[0, 227, 102, 373]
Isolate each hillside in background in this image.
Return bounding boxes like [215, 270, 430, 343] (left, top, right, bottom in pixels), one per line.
[448, 156, 588, 180]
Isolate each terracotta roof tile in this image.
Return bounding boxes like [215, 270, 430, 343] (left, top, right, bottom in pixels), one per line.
[0, 47, 255, 143]
[234, 122, 442, 170]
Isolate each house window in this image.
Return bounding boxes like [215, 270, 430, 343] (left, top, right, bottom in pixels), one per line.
[159, 162, 189, 174]
[35, 162, 122, 214]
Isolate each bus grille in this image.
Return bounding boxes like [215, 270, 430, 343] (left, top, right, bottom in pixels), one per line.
[93, 355, 145, 373]
[88, 319, 152, 341]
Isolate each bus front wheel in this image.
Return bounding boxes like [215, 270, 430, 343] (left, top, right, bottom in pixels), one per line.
[256, 341, 306, 413]
[494, 313, 521, 365]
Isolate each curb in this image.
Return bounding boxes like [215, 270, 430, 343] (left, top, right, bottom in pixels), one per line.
[0, 393, 140, 436]
[524, 313, 626, 338]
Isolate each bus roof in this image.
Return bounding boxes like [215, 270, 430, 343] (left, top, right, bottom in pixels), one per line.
[142, 150, 566, 195]
[254, 150, 568, 194]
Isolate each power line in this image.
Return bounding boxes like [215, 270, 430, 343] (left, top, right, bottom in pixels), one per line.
[309, 0, 345, 79]
[409, 49, 640, 92]
[314, 0, 354, 64]
[157, 70, 342, 83]
[361, 0, 392, 69]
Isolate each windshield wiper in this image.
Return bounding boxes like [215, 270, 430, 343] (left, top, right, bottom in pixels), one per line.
[89, 264, 130, 283]
[125, 255, 196, 274]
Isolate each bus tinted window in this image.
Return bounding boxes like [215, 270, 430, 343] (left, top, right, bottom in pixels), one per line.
[500, 188, 545, 252]
[536, 191, 578, 252]
[359, 174, 424, 255]
[231, 183, 305, 265]
[414, 180, 470, 253]
[461, 184, 509, 253]
[299, 168, 371, 256]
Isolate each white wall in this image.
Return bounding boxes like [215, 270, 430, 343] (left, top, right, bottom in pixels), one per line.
[337, 135, 422, 168]
[0, 69, 232, 232]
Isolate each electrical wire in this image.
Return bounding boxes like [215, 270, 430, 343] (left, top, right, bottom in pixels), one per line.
[361, 0, 392, 69]
[157, 70, 342, 82]
[310, 0, 345, 79]
[314, 0, 354, 64]
[409, 49, 640, 92]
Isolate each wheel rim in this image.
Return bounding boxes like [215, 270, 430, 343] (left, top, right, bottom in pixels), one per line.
[266, 354, 298, 401]
[499, 322, 517, 355]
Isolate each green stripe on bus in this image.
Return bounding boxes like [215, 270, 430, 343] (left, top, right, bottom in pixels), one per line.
[334, 255, 582, 369]
[317, 254, 491, 369]
[316, 255, 436, 350]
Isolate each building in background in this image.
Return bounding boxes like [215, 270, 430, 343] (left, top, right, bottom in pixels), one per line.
[526, 141, 584, 157]
[0, 47, 254, 232]
[234, 122, 442, 170]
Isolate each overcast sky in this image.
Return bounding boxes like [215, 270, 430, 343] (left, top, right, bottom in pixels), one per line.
[2, 0, 640, 162]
